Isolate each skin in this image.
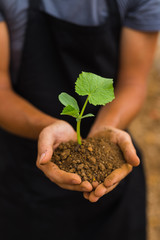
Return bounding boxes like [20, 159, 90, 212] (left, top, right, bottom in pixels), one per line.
[0, 21, 159, 201]
[36, 120, 93, 192]
[84, 28, 159, 202]
[84, 127, 138, 202]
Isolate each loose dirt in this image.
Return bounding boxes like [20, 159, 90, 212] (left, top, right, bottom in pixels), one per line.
[52, 134, 126, 184]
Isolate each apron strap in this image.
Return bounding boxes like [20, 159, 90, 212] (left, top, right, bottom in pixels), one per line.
[29, 0, 41, 10]
[106, 0, 120, 16]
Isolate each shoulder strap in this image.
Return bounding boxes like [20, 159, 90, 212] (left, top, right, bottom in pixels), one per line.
[106, 0, 120, 15]
[29, 0, 40, 10]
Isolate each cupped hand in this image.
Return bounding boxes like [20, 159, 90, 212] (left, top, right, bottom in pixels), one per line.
[83, 127, 140, 202]
[36, 120, 93, 192]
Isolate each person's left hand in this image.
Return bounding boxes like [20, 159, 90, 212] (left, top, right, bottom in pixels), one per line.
[83, 127, 140, 202]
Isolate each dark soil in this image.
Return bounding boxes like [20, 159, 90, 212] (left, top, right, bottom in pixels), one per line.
[52, 134, 126, 184]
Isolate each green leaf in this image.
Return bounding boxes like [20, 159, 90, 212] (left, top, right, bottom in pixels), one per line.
[75, 72, 115, 106]
[59, 92, 79, 111]
[61, 105, 79, 118]
[80, 113, 95, 119]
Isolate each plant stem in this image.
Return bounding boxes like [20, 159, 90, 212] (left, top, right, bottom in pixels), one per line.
[76, 96, 89, 145]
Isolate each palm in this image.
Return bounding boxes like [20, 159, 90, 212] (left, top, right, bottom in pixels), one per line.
[36, 120, 93, 192]
[84, 127, 140, 202]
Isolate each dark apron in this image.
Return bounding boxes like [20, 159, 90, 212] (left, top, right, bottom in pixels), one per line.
[0, 0, 146, 239]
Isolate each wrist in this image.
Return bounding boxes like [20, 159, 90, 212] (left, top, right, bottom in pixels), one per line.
[89, 117, 121, 136]
[30, 113, 58, 139]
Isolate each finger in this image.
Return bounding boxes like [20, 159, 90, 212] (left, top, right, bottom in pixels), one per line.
[59, 181, 93, 192]
[117, 131, 140, 166]
[89, 183, 119, 202]
[37, 129, 56, 165]
[94, 183, 107, 197]
[92, 181, 99, 189]
[39, 162, 82, 185]
[88, 191, 100, 202]
[104, 163, 132, 188]
[83, 181, 99, 200]
[83, 192, 90, 200]
[38, 149, 53, 165]
[94, 181, 118, 197]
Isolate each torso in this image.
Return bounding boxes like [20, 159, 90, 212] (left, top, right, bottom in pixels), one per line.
[0, 1, 147, 239]
[1, 0, 160, 83]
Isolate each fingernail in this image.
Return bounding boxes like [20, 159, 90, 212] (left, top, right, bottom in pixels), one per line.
[39, 152, 46, 164]
[72, 179, 81, 184]
[84, 193, 89, 199]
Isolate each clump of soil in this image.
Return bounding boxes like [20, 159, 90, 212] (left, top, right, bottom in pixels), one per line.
[52, 135, 126, 184]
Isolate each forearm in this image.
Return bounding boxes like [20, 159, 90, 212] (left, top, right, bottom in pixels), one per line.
[0, 88, 57, 139]
[0, 22, 57, 139]
[90, 29, 158, 134]
[90, 79, 147, 132]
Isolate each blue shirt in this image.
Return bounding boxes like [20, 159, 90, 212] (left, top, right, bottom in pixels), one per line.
[0, 0, 160, 83]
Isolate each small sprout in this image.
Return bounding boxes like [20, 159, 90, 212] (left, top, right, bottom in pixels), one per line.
[59, 72, 115, 145]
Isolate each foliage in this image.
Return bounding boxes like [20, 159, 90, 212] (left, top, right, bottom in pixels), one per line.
[59, 72, 115, 144]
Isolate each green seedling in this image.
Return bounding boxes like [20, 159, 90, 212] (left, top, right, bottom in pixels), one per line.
[58, 72, 115, 145]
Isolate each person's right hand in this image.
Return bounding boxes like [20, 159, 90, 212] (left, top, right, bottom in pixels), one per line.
[36, 120, 93, 192]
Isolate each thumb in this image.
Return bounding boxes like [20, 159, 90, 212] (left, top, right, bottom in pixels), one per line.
[37, 129, 56, 165]
[117, 132, 140, 167]
[38, 147, 53, 165]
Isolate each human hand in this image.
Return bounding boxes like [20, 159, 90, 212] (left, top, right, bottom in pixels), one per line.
[36, 120, 93, 192]
[83, 127, 140, 202]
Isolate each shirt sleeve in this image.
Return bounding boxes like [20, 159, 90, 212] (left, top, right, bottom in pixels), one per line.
[124, 0, 160, 31]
